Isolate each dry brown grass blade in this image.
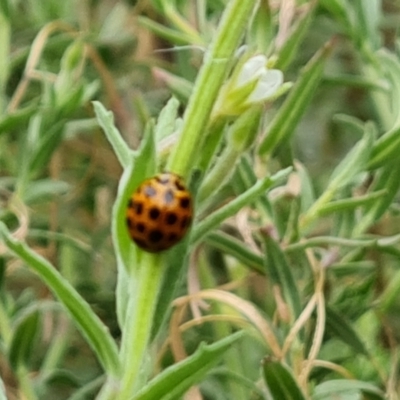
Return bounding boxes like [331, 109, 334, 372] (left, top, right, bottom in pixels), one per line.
[298, 249, 326, 390]
[172, 289, 282, 358]
[8, 21, 77, 112]
[311, 360, 355, 379]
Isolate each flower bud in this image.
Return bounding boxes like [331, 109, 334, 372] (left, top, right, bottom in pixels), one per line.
[214, 54, 284, 116]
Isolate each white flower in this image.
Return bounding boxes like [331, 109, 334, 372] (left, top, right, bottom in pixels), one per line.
[247, 69, 284, 103]
[235, 55, 284, 104]
[213, 54, 285, 117]
[236, 55, 269, 87]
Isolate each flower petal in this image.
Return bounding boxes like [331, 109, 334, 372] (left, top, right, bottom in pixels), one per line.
[248, 69, 284, 102]
[236, 55, 268, 87]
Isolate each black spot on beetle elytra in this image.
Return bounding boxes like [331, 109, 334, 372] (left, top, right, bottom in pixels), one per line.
[180, 197, 190, 209]
[144, 185, 157, 197]
[166, 212, 178, 225]
[136, 223, 146, 233]
[149, 230, 163, 243]
[128, 198, 134, 208]
[126, 217, 134, 228]
[149, 207, 160, 220]
[175, 180, 185, 191]
[134, 202, 143, 215]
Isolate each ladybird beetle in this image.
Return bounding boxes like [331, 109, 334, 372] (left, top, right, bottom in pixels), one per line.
[126, 172, 193, 253]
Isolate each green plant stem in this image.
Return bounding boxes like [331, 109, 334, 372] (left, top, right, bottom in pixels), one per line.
[199, 106, 262, 203]
[118, 252, 164, 399]
[167, 0, 258, 177]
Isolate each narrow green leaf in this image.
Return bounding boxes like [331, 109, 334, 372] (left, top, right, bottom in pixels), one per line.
[112, 121, 156, 328]
[23, 179, 70, 205]
[151, 234, 191, 338]
[327, 124, 374, 190]
[262, 357, 306, 400]
[0, 223, 121, 378]
[312, 379, 385, 400]
[204, 231, 264, 274]
[250, 0, 273, 54]
[237, 155, 273, 218]
[0, 0, 10, 19]
[258, 39, 335, 155]
[354, 158, 400, 235]
[198, 107, 263, 203]
[9, 309, 40, 370]
[195, 116, 227, 176]
[138, 16, 200, 46]
[319, 0, 348, 27]
[29, 119, 66, 175]
[353, 0, 381, 50]
[301, 124, 374, 229]
[133, 332, 244, 400]
[67, 376, 105, 400]
[376, 269, 400, 313]
[0, 2, 10, 99]
[369, 51, 400, 169]
[0, 104, 36, 134]
[111, 121, 156, 273]
[263, 234, 302, 319]
[317, 190, 386, 216]
[155, 96, 180, 142]
[39, 369, 81, 389]
[93, 101, 133, 169]
[325, 306, 369, 356]
[295, 162, 316, 213]
[192, 167, 292, 244]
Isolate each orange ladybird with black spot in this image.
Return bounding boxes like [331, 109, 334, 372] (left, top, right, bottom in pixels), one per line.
[126, 172, 193, 253]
